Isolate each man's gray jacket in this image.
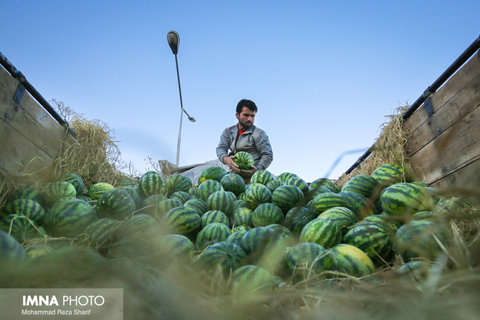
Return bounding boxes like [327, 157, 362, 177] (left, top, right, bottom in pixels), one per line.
[216, 124, 273, 171]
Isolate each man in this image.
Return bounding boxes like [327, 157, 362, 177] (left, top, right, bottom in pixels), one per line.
[216, 99, 273, 181]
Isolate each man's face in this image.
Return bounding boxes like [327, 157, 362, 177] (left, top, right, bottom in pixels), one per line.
[236, 106, 256, 130]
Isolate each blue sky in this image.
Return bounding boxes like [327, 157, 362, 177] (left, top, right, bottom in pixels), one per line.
[1, 1, 479, 182]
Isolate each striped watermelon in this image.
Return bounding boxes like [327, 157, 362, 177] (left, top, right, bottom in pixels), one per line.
[252, 203, 284, 227]
[434, 196, 473, 216]
[233, 199, 248, 211]
[276, 172, 299, 184]
[160, 234, 194, 262]
[234, 151, 254, 170]
[220, 173, 246, 196]
[232, 207, 253, 227]
[341, 174, 380, 199]
[0, 230, 27, 262]
[266, 224, 294, 245]
[140, 194, 168, 215]
[283, 206, 317, 234]
[286, 242, 327, 278]
[115, 214, 160, 239]
[232, 225, 251, 233]
[307, 185, 333, 201]
[250, 170, 275, 186]
[119, 185, 143, 209]
[9, 187, 41, 203]
[44, 199, 97, 237]
[311, 192, 348, 215]
[170, 191, 192, 204]
[318, 206, 358, 234]
[239, 226, 278, 255]
[184, 198, 208, 216]
[271, 185, 304, 213]
[201, 210, 230, 228]
[26, 243, 55, 259]
[207, 191, 234, 217]
[0, 215, 40, 242]
[232, 265, 281, 293]
[396, 260, 432, 280]
[339, 191, 376, 218]
[244, 184, 272, 210]
[98, 188, 136, 220]
[84, 217, 121, 250]
[89, 182, 115, 200]
[412, 211, 435, 220]
[310, 177, 341, 193]
[61, 173, 85, 195]
[196, 222, 232, 250]
[225, 230, 248, 246]
[299, 218, 341, 248]
[42, 181, 77, 207]
[198, 166, 227, 184]
[328, 244, 376, 277]
[197, 180, 224, 202]
[372, 163, 405, 187]
[107, 236, 159, 265]
[343, 221, 393, 263]
[163, 206, 202, 234]
[394, 219, 449, 262]
[166, 174, 193, 196]
[139, 171, 167, 198]
[285, 176, 309, 196]
[195, 241, 246, 274]
[380, 182, 434, 215]
[266, 179, 283, 193]
[151, 199, 183, 221]
[2, 199, 45, 224]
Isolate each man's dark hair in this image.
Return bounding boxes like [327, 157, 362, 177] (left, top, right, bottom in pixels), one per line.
[236, 99, 258, 114]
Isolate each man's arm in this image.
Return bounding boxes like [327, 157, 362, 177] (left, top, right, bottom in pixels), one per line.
[254, 131, 273, 170]
[216, 128, 239, 171]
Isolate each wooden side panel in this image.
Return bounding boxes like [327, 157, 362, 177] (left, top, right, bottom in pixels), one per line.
[405, 51, 480, 188]
[0, 66, 75, 175]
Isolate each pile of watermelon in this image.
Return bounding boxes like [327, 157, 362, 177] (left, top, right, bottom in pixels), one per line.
[0, 163, 474, 292]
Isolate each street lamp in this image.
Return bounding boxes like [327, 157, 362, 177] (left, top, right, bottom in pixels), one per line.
[167, 30, 195, 167]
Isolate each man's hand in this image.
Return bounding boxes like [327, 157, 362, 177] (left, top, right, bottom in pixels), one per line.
[238, 166, 258, 181]
[223, 156, 240, 173]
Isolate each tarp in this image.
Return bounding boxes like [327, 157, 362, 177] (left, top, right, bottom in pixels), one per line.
[158, 159, 230, 185]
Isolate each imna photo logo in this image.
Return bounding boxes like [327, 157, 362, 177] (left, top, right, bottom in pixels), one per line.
[22, 295, 105, 307]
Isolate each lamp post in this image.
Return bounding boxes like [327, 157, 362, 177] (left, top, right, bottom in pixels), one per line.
[167, 30, 195, 167]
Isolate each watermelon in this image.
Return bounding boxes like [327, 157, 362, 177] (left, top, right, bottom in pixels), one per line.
[233, 199, 248, 211]
[197, 180, 224, 202]
[380, 182, 434, 215]
[159, 234, 194, 262]
[252, 203, 284, 227]
[311, 192, 348, 215]
[299, 218, 342, 248]
[0, 230, 27, 262]
[250, 170, 275, 186]
[107, 236, 161, 266]
[116, 214, 160, 239]
[9, 187, 41, 203]
[266, 179, 283, 193]
[184, 198, 208, 216]
[225, 230, 247, 246]
[151, 199, 183, 221]
[328, 244, 376, 277]
[61, 173, 85, 195]
[207, 191, 234, 217]
[341, 174, 380, 199]
[396, 260, 432, 280]
[372, 163, 405, 187]
[232, 225, 251, 233]
[239, 227, 286, 270]
[196, 222, 232, 250]
[339, 191, 376, 218]
[89, 182, 115, 200]
[198, 166, 227, 184]
[163, 206, 202, 234]
[139, 171, 167, 198]
[42, 181, 77, 207]
[433, 196, 473, 216]
[232, 265, 281, 293]
[394, 219, 450, 262]
[266, 223, 294, 245]
[271, 185, 304, 213]
[234, 151, 254, 170]
[276, 172, 299, 184]
[232, 207, 253, 227]
[0, 214, 40, 242]
[307, 185, 333, 201]
[318, 206, 358, 234]
[284, 176, 309, 196]
[283, 206, 317, 234]
[26, 243, 55, 259]
[286, 242, 327, 278]
[97, 188, 136, 220]
[244, 184, 272, 210]
[2, 199, 45, 224]
[84, 217, 121, 252]
[166, 174, 193, 196]
[195, 241, 246, 274]
[119, 185, 143, 209]
[220, 173, 246, 196]
[343, 221, 393, 263]
[310, 177, 341, 193]
[140, 194, 168, 215]
[44, 199, 97, 237]
[170, 191, 192, 204]
[201, 210, 230, 228]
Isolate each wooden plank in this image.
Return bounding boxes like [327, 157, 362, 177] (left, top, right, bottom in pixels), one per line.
[0, 118, 53, 174]
[404, 52, 480, 134]
[0, 86, 71, 159]
[431, 158, 480, 191]
[405, 71, 480, 156]
[408, 103, 480, 184]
